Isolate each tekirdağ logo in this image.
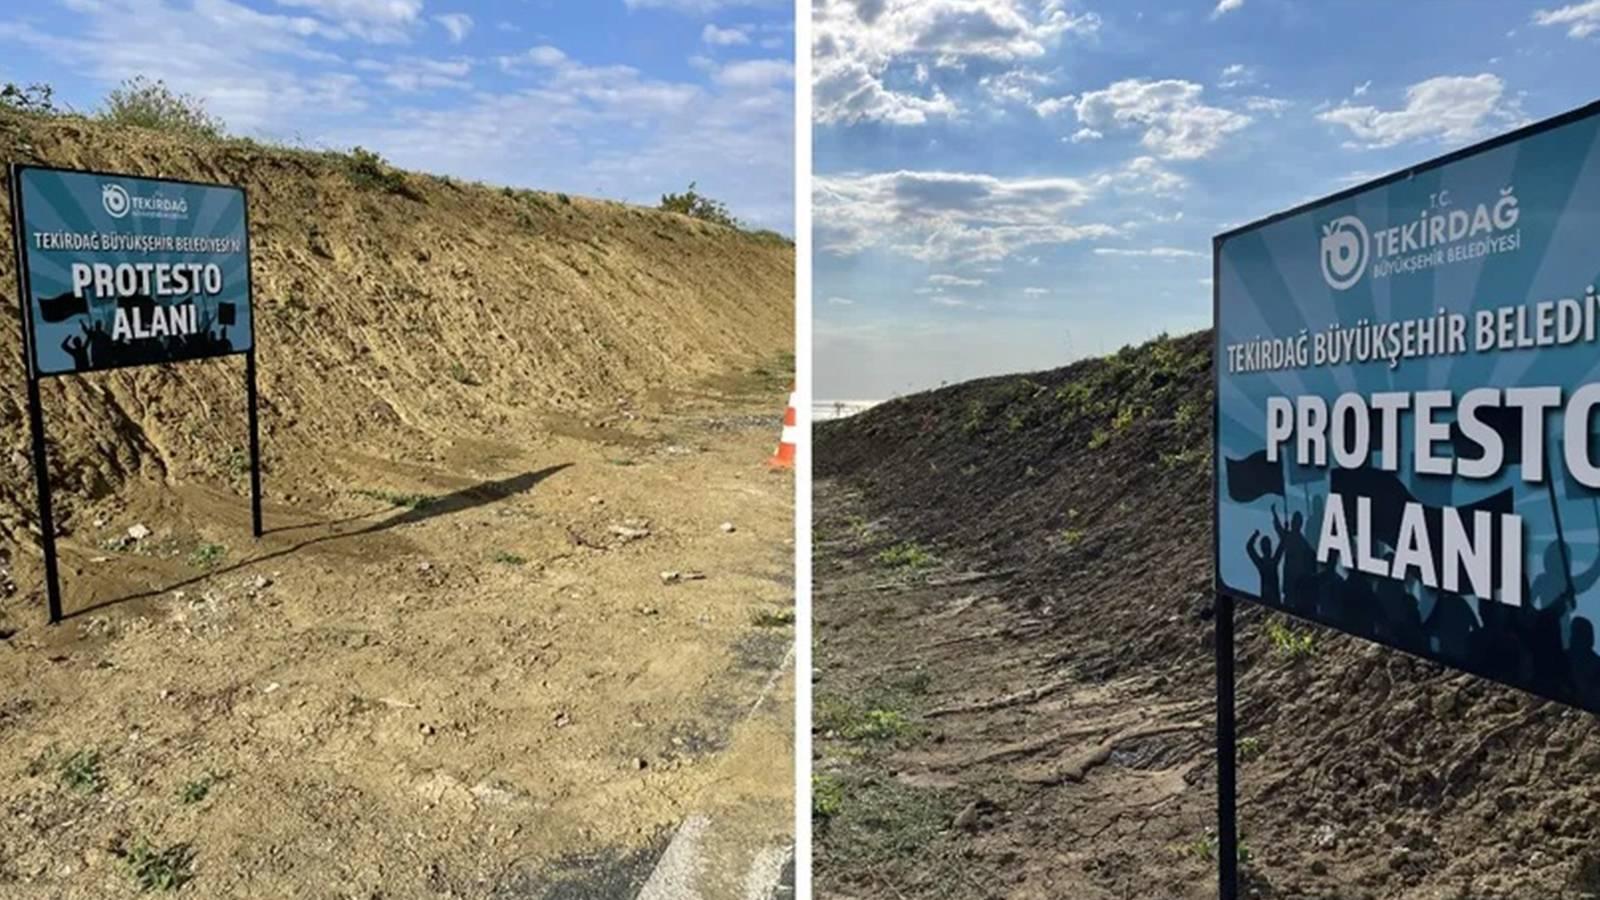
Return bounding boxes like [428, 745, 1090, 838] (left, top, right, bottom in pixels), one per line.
[101, 183, 130, 219]
[1319, 215, 1369, 291]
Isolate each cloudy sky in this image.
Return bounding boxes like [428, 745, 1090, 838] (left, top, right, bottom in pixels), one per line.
[814, 0, 1600, 399]
[0, 0, 795, 231]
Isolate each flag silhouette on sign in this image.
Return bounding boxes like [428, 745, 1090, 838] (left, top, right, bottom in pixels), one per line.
[36, 291, 88, 324]
[1225, 449, 1284, 503]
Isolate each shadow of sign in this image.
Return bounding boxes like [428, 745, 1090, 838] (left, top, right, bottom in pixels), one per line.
[65, 464, 572, 621]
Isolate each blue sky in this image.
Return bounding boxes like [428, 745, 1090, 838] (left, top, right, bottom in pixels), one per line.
[814, 0, 1600, 399]
[0, 0, 794, 231]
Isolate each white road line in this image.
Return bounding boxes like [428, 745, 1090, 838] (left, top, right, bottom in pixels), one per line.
[742, 844, 793, 900]
[637, 814, 710, 900]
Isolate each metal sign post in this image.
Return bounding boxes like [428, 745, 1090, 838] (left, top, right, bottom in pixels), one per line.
[1215, 591, 1238, 899]
[7, 163, 261, 623]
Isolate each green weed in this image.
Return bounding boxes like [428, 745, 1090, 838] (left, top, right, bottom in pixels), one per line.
[124, 839, 195, 892]
[59, 749, 107, 794]
[875, 542, 936, 570]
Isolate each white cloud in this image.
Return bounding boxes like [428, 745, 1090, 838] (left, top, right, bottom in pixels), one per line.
[1218, 63, 1253, 89]
[274, 0, 423, 42]
[433, 13, 473, 43]
[1317, 74, 1521, 148]
[1211, 0, 1244, 19]
[624, 0, 787, 10]
[500, 45, 569, 71]
[703, 24, 750, 45]
[813, 0, 1100, 126]
[1072, 78, 1251, 160]
[369, 56, 473, 91]
[815, 167, 1123, 263]
[931, 296, 984, 309]
[1068, 126, 1102, 142]
[1023, 287, 1049, 295]
[1092, 246, 1204, 259]
[826, 296, 856, 305]
[929, 274, 984, 287]
[0, 0, 366, 132]
[1242, 96, 1290, 116]
[713, 58, 794, 89]
[1353, 79, 1371, 97]
[1533, 1, 1600, 38]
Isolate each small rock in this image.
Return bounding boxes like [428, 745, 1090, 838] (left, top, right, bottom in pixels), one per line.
[638, 606, 659, 616]
[553, 711, 571, 728]
[127, 524, 151, 541]
[953, 801, 981, 831]
[632, 757, 648, 771]
[609, 524, 651, 541]
[660, 571, 682, 584]
[252, 575, 272, 590]
[419, 723, 435, 737]
[720, 522, 736, 533]
[1310, 860, 1329, 876]
[418, 561, 433, 572]
[262, 682, 280, 694]
[588, 495, 604, 505]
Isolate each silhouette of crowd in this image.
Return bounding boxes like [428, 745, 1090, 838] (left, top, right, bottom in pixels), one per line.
[51, 297, 236, 372]
[1246, 498, 1600, 711]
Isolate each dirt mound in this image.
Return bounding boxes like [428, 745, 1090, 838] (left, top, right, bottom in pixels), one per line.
[0, 109, 793, 546]
[815, 331, 1600, 899]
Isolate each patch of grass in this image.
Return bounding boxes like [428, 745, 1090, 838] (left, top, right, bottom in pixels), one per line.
[890, 670, 932, 695]
[1060, 528, 1085, 549]
[1182, 829, 1250, 865]
[226, 447, 250, 478]
[817, 778, 960, 878]
[815, 695, 915, 742]
[447, 362, 479, 385]
[812, 773, 846, 821]
[1238, 736, 1263, 762]
[875, 542, 936, 570]
[99, 76, 223, 139]
[1265, 618, 1316, 659]
[188, 542, 226, 569]
[59, 748, 107, 794]
[751, 608, 796, 627]
[659, 181, 739, 228]
[343, 146, 413, 196]
[492, 551, 527, 566]
[123, 839, 196, 892]
[178, 772, 221, 805]
[354, 489, 435, 510]
[1, 81, 58, 115]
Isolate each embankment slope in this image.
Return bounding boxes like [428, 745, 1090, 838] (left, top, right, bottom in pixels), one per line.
[816, 330, 1600, 899]
[0, 109, 793, 543]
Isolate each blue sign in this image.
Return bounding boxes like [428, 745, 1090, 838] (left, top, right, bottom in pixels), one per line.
[1214, 100, 1600, 712]
[10, 165, 253, 378]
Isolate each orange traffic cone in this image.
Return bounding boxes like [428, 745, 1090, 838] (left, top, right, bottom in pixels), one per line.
[768, 388, 797, 468]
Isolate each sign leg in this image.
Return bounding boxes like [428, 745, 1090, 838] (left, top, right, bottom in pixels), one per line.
[246, 349, 263, 539]
[25, 376, 63, 624]
[1216, 591, 1239, 900]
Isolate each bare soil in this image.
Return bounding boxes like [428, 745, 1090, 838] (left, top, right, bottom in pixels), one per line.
[0, 112, 795, 898]
[813, 331, 1600, 900]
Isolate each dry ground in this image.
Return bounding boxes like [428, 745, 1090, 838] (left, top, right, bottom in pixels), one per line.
[1, 380, 795, 899]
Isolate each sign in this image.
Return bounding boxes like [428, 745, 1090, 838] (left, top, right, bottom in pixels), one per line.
[12, 165, 253, 377]
[7, 164, 263, 624]
[1214, 100, 1600, 713]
